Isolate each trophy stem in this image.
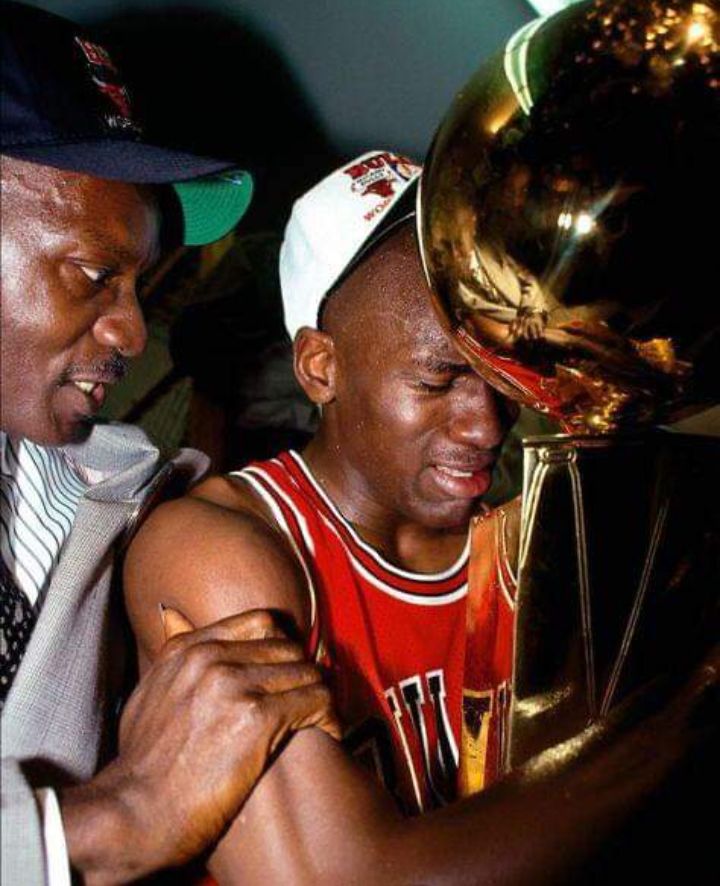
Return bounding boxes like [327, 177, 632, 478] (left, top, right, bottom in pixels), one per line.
[518, 454, 546, 572]
[522, 446, 599, 718]
[567, 457, 597, 718]
[600, 498, 670, 716]
[506, 430, 719, 771]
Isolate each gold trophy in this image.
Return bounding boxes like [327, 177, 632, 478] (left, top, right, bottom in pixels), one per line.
[418, 0, 720, 776]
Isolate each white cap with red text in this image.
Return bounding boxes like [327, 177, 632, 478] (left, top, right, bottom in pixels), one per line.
[280, 150, 421, 340]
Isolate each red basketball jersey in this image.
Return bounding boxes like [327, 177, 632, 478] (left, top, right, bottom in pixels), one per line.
[460, 500, 519, 795]
[233, 451, 516, 814]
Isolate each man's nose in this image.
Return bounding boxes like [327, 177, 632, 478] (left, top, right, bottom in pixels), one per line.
[93, 289, 148, 358]
[448, 375, 509, 449]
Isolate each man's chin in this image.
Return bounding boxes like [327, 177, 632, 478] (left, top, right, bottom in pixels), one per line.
[415, 479, 490, 530]
[418, 499, 483, 532]
[50, 414, 95, 447]
[65, 416, 94, 445]
[0, 408, 94, 447]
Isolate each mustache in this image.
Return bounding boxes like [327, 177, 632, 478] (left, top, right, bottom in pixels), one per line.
[59, 352, 129, 386]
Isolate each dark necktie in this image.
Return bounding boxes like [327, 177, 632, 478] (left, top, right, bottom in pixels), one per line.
[0, 557, 38, 710]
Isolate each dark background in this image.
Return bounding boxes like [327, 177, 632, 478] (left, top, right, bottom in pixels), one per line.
[11, 0, 717, 459]
[18, 0, 537, 165]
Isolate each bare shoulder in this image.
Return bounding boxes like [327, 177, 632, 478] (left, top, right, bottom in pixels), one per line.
[124, 473, 309, 661]
[189, 472, 269, 518]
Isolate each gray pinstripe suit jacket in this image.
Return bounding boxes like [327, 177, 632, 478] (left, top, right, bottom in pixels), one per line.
[1, 423, 206, 884]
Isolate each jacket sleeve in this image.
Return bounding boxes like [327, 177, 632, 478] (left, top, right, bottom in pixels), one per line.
[2, 757, 48, 884]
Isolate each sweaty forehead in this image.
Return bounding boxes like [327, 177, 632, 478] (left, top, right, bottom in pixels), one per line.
[1, 157, 160, 264]
[5, 159, 97, 218]
[325, 221, 460, 361]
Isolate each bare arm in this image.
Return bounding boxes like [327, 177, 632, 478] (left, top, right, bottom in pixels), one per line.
[57, 467, 340, 886]
[124, 478, 716, 885]
[58, 607, 337, 884]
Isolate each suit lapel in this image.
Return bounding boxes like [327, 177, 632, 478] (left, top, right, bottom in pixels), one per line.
[0, 423, 207, 774]
[0, 424, 162, 769]
[1, 497, 136, 763]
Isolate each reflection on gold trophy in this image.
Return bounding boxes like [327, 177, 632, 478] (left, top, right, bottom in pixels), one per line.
[419, 0, 720, 785]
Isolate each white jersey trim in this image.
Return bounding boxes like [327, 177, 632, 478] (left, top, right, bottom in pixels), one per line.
[231, 469, 318, 629]
[239, 465, 316, 558]
[320, 514, 468, 606]
[288, 450, 470, 583]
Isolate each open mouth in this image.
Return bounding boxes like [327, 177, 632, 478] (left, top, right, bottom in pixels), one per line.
[430, 462, 494, 499]
[73, 380, 98, 395]
[68, 379, 107, 409]
[435, 465, 477, 479]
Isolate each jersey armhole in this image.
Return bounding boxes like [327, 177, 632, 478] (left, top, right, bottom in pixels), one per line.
[230, 469, 322, 659]
[498, 497, 521, 591]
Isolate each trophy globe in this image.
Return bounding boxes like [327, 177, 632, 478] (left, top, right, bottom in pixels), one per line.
[419, 0, 720, 771]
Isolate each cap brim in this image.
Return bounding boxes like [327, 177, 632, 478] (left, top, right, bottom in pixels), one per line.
[5, 139, 253, 245]
[173, 170, 254, 246]
[3, 138, 235, 182]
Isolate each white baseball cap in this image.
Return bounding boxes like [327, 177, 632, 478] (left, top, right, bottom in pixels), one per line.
[280, 150, 422, 340]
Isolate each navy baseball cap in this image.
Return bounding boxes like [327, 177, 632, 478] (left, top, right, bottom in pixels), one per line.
[1, 2, 253, 245]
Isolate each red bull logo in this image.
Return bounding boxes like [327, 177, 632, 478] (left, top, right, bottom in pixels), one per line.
[344, 152, 420, 221]
[75, 37, 139, 131]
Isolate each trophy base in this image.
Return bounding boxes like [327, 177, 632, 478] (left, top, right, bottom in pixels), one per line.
[506, 429, 720, 771]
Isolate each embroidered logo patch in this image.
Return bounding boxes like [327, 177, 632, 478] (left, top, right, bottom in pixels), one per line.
[343, 151, 420, 222]
[75, 37, 140, 133]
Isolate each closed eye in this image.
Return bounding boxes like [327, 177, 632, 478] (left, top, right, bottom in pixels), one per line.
[415, 379, 453, 393]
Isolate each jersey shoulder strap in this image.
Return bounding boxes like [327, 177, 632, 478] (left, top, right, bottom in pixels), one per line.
[230, 452, 324, 656]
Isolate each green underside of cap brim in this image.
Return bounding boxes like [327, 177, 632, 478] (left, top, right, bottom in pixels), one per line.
[173, 170, 253, 246]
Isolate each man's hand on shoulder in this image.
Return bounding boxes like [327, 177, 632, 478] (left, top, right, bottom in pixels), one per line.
[61, 607, 338, 884]
[59, 482, 335, 884]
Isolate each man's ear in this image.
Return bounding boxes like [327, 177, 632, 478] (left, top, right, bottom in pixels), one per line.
[293, 327, 337, 406]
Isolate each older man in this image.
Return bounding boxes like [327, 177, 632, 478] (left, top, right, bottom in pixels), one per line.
[126, 153, 717, 883]
[1, 4, 336, 884]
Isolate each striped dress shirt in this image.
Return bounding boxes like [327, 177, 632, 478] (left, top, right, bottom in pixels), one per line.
[1, 431, 92, 886]
[0, 432, 88, 608]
